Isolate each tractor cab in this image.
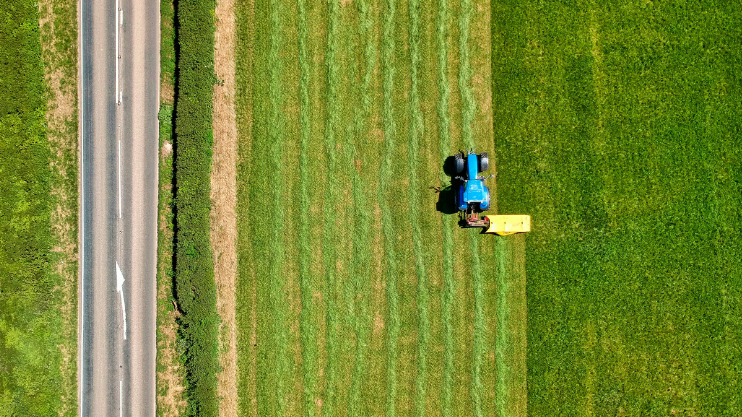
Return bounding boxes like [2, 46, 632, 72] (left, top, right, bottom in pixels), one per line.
[455, 151, 491, 212]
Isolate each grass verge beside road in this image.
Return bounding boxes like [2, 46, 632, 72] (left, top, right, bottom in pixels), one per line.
[0, 0, 76, 414]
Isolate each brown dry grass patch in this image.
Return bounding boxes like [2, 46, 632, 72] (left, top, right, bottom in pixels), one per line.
[212, 0, 239, 414]
[38, 0, 78, 415]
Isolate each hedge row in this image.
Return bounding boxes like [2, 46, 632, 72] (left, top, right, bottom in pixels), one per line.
[173, 0, 219, 416]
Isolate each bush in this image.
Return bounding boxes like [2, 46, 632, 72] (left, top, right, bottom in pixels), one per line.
[173, 0, 219, 415]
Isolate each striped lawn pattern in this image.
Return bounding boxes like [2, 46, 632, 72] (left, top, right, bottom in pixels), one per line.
[236, 0, 512, 415]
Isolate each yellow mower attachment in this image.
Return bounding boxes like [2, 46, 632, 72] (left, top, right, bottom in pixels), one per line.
[483, 215, 531, 236]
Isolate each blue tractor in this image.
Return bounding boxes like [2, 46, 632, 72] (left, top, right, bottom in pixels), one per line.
[454, 151, 492, 224]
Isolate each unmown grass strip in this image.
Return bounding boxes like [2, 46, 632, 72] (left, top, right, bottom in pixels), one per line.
[493, 1, 742, 415]
[495, 235, 528, 417]
[173, 0, 220, 414]
[379, 0, 400, 415]
[406, 0, 431, 414]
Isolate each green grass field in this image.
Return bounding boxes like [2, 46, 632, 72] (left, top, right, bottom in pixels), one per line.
[492, 1, 742, 414]
[235, 0, 524, 415]
[234, 0, 741, 415]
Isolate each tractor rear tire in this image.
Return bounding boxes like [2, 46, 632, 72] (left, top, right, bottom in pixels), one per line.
[454, 153, 465, 174]
[479, 152, 489, 172]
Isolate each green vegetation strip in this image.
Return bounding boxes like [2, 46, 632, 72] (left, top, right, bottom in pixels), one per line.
[0, 1, 65, 414]
[379, 1, 400, 415]
[456, 0, 484, 414]
[296, 1, 318, 416]
[406, 0, 430, 415]
[495, 235, 528, 417]
[321, 1, 341, 415]
[173, 0, 219, 415]
[347, 0, 374, 413]
[435, 0, 456, 414]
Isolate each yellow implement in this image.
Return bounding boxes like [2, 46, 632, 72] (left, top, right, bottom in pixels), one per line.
[483, 215, 531, 235]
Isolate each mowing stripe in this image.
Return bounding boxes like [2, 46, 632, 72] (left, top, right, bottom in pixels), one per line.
[297, 0, 318, 415]
[435, 0, 458, 414]
[406, 0, 430, 415]
[380, 0, 399, 415]
[347, 0, 375, 413]
[321, 1, 341, 415]
[457, 0, 485, 415]
[267, 0, 289, 414]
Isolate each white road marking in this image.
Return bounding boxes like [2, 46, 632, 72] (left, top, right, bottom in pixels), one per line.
[115, 0, 119, 105]
[118, 140, 122, 218]
[120, 9, 123, 26]
[119, 380, 123, 417]
[79, 0, 86, 412]
[116, 262, 127, 340]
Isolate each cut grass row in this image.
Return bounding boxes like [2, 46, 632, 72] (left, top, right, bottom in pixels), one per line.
[379, 1, 400, 416]
[405, 0, 431, 415]
[322, 1, 342, 414]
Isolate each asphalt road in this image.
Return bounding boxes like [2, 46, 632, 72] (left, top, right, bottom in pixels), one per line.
[79, 0, 159, 415]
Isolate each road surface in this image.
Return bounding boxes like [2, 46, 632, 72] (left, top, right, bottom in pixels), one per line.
[79, 0, 159, 415]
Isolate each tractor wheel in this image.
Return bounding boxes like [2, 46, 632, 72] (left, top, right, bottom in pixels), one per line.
[454, 153, 465, 174]
[479, 152, 489, 172]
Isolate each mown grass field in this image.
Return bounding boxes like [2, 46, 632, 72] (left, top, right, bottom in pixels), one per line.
[235, 0, 525, 415]
[492, 0, 742, 414]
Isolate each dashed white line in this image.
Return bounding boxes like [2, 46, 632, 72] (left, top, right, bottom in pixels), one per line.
[119, 380, 123, 417]
[115, 0, 119, 105]
[118, 139, 122, 218]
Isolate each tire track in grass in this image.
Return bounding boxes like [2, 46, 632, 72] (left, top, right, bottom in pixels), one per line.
[458, 0, 484, 415]
[267, 0, 289, 414]
[321, 1, 341, 415]
[435, 0, 456, 414]
[347, 0, 375, 413]
[406, 0, 430, 415]
[380, 0, 399, 415]
[297, 1, 318, 415]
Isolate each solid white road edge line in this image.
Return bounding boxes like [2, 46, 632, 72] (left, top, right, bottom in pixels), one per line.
[116, 262, 127, 340]
[79, 0, 85, 414]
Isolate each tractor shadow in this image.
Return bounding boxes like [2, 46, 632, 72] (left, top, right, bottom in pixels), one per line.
[432, 155, 464, 215]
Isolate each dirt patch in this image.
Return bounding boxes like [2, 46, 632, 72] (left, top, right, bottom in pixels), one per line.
[212, 0, 239, 414]
[162, 140, 173, 158]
